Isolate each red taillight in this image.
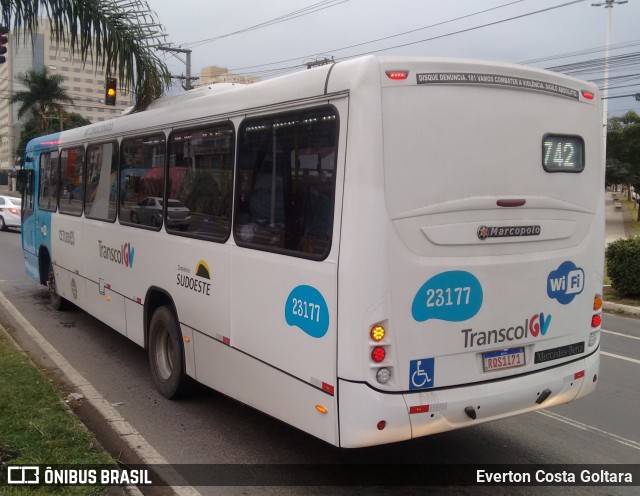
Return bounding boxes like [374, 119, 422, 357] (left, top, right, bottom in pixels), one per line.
[591, 314, 602, 328]
[8, 208, 18, 215]
[371, 346, 386, 363]
[581, 90, 595, 100]
[386, 70, 409, 80]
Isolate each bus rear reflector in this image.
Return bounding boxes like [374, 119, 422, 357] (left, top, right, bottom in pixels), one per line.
[574, 370, 585, 380]
[410, 405, 429, 414]
[386, 70, 409, 80]
[322, 382, 335, 395]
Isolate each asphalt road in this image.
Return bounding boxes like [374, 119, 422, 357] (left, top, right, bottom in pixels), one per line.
[0, 227, 638, 496]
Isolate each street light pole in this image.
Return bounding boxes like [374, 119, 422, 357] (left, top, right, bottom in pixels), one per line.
[591, 0, 628, 158]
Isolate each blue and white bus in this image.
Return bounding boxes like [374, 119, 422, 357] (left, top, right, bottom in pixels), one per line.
[19, 55, 603, 448]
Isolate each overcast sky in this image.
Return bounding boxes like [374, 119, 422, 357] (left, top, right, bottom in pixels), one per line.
[148, 0, 640, 116]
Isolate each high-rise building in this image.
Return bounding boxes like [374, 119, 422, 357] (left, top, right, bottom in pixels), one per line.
[0, 20, 132, 170]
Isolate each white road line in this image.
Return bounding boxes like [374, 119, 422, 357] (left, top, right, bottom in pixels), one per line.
[538, 410, 640, 451]
[601, 350, 640, 365]
[0, 290, 200, 496]
[601, 329, 640, 341]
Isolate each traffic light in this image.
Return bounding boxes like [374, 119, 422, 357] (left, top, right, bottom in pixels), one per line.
[105, 77, 117, 105]
[0, 25, 8, 64]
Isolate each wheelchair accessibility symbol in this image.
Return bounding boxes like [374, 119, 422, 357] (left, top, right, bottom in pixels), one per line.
[409, 358, 435, 390]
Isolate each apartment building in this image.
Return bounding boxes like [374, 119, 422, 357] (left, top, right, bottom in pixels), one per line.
[0, 21, 132, 170]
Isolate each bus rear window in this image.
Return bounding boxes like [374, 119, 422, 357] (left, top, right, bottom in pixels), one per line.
[542, 135, 584, 173]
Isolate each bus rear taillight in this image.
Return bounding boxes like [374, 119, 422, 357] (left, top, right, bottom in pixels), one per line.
[591, 314, 602, 328]
[593, 294, 603, 311]
[371, 346, 386, 363]
[371, 325, 385, 342]
[370, 322, 393, 385]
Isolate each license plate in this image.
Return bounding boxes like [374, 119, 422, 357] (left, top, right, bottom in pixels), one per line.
[483, 347, 525, 372]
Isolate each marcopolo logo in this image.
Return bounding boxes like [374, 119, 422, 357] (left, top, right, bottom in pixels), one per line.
[461, 312, 551, 348]
[98, 240, 134, 268]
[547, 260, 584, 305]
[477, 224, 541, 241]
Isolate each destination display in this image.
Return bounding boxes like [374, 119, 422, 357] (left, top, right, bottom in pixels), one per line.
[543, 135, 584, 172]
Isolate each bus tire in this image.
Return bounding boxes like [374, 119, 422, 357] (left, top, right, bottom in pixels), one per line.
[148, 306, 195, 399]
[48, 262, 69, 310]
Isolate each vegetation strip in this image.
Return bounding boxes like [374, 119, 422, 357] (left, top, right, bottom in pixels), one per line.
[0, 330, 115, 495]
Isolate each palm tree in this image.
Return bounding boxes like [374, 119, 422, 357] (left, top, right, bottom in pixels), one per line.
[11, 67, 73, 133]
[0, 0, 171, 111]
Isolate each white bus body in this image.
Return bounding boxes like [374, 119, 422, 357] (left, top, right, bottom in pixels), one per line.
[20, 56, 603, 448]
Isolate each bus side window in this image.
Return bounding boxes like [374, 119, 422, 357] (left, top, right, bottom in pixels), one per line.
[85, 142, 118, 222]
[38, 151, 59, 212]
[167, 124, 234, 241]
[119, 134, 166, 229]
[234, 107, 338, 259]
[59, 146, 85, 216]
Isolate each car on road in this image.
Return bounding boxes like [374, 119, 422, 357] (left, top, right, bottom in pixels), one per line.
[0, 195, 21, 230]
[130, 197, 191, 229]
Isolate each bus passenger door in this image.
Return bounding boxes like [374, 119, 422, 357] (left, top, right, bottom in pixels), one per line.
[20, 166, 39, 280]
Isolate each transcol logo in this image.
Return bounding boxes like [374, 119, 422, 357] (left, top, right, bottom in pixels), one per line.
[98, 240, 135, 268]
[461, 312, 551, 348]
[547, 261, 584, 305]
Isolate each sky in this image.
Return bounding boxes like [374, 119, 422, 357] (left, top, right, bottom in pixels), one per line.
[147, 0, 640, 117]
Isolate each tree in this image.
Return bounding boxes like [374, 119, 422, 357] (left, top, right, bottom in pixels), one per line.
[0, 0, 171, 111]
[11, 67, 73, 133]
[607, 111, 640, 219]
[16, 110, 91, 158]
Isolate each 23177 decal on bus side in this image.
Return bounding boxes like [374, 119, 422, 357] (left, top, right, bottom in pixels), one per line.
[412, 271, 483, 322]
[285, 285, 330, 338]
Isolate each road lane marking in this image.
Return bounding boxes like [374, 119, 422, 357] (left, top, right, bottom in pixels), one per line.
[602, 329, 640, 341]
[538, 410, 640, 451]
[601, 350, 640, 365]
[0, 290, 201, 496]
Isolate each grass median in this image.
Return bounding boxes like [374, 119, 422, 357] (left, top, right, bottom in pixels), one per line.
[0, 330, 116, 495]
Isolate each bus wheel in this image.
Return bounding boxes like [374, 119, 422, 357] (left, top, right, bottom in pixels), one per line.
[148, 306, 195, 399]
[48, 262, 69, 310]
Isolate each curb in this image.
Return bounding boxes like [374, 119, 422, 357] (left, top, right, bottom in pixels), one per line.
[0, 290, 200, 496]
[603, 301, 640, 317]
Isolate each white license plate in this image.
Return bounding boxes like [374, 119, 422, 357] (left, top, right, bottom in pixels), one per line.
[482, 347, 525, 372]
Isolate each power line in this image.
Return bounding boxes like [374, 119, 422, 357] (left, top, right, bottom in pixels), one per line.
[180, 0, 352, 49]
[225, 0, 587, 78]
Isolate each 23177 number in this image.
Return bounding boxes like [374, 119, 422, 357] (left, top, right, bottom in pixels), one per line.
[291, 298, 321, 323]
[425, 287, 471, 308]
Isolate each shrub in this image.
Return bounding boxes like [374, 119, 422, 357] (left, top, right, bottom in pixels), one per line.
[605, 236, 640, 296]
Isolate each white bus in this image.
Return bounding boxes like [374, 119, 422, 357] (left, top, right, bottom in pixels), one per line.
[19, 55, 603, 448]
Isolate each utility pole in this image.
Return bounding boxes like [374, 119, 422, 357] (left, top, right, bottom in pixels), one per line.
[157, 46, 199, 90]
[591, 0, 628, 159]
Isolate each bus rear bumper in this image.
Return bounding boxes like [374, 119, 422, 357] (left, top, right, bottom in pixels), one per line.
[338, 350, 599, 448]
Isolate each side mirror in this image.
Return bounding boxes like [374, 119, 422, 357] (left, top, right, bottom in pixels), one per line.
[16, 170, 28, 193]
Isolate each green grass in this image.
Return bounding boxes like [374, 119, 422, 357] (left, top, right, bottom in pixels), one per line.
[0, 331, 115, 495]
[622, 198, 640, 236]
